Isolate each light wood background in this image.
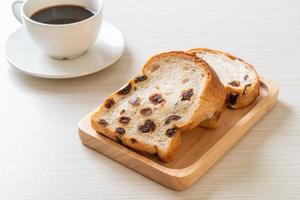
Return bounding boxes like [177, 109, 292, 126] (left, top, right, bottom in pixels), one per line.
[0, 0, 299, 199]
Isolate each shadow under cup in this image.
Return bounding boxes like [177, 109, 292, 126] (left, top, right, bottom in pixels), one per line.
[21, 0, 103, 59]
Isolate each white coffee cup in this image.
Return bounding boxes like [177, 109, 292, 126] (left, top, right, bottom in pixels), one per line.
[12, 0, 103, 59]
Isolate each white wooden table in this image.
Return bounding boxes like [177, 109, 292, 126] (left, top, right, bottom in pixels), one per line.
[1, 0, 300, 199]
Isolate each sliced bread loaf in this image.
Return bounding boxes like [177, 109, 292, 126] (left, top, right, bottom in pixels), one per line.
[188, 48, 260, 109]
[91, 51, 226, 162]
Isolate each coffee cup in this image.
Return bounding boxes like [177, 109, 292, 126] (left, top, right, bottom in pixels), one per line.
[12, 0, 103, 59]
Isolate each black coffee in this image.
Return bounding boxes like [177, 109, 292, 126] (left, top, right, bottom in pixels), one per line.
[30, 5, 94, 25]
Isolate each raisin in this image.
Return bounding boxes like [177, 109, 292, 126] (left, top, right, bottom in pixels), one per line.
[119, 116, 131, 124]
[140, 108, 153, 116]
[228, 80, 240, 87]
[116, 136, 123, 144]
[104, 98, 115, 109]
[149, 93, 164, 105]
[138, 120, 156, 133]
[130, 138, 137, 144]
[117, 83, 132, 95]
[134, 75, 147, 83]
[115, 127, 126, 135]
[181, 89, 193, 101]
[120, 109, 125, 115]
[244, 74, 249, 81]
[166, 128, 177, 137]
[228, 93, 239, 106]
[98, 119, 108, 127]
[165, 115, 181, 125]
[243, 84, 252, 95]
[128, 96, 140, 106]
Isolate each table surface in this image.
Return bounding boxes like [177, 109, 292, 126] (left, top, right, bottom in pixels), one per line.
[1, 0, 300, 199]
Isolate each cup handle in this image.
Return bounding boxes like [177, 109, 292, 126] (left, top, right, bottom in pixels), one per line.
[12, 0, 24, 24]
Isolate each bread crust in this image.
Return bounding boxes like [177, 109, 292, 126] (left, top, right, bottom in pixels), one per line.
[199, 111, 222, 129]
[188, 48, 260, 109]
[91, 51, 225, 162]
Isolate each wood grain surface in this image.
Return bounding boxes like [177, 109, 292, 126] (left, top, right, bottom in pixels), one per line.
[1, 0, 300, 199]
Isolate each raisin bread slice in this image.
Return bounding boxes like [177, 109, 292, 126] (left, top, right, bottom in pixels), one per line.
[91, 51, 226, 162]
[188, 48, 260, 109]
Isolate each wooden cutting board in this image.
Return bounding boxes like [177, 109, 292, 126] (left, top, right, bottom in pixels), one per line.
[78, 79, 279, 191]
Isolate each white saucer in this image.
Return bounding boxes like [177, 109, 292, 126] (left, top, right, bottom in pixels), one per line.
[5, 21, 125, 79]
